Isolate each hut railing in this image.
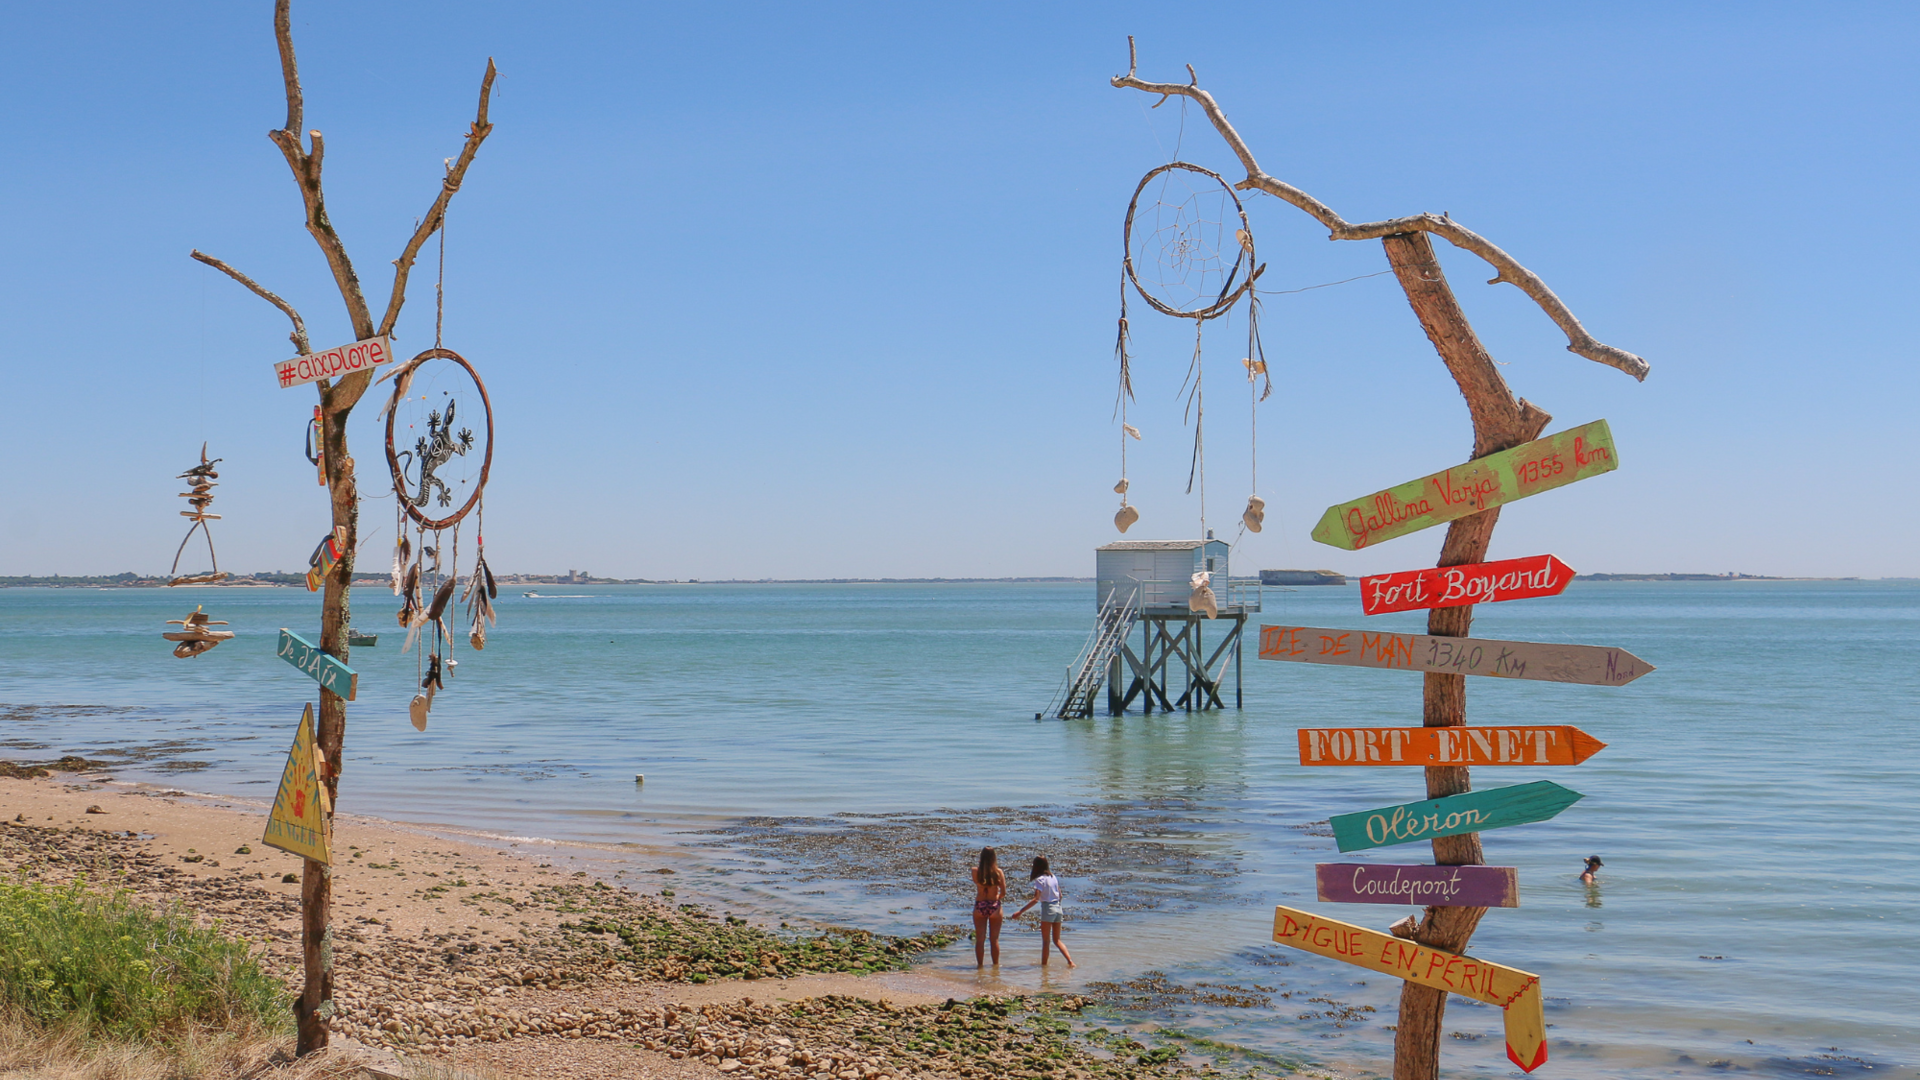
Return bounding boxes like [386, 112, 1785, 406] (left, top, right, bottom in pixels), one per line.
[1098, 577, 1262, 613]
[1045, 583, 1143, 720]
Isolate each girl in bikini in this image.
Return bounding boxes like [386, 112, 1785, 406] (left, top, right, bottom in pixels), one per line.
[971, 847, 1006, 968]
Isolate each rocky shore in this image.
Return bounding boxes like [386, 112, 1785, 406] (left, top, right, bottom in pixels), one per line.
[0, 773, 1311, 1080]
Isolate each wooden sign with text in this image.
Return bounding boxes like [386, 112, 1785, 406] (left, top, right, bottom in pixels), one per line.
[1259, 624, 1653, 686]
[1329, 781, 1583, 853]
[1311, 420, 1617, 550]
[1360, 554, 1575, 616]
[272, 335, 393, 390]
[1315, 863, 1519, 908]
[262, 703, 332, 864]
[1298, 725, 1606, 767]
[1272, 905, 1547, 1071]
[276, 629, 358, 701]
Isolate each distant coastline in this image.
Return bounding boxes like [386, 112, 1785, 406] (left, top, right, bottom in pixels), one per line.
[1, 572, 1907, 589]
[0, 573, 1101, 588]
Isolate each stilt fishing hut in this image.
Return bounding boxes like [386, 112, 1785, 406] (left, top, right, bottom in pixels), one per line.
[1047, 536, 1259, 719]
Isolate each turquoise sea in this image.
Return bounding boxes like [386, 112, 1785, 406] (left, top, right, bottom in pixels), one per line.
[1, 580, 1915, 1079]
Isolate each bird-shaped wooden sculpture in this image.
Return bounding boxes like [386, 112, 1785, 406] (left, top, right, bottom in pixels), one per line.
[163, 606, 234, 658]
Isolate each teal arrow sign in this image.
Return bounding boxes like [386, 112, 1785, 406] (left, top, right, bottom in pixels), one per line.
[1330, 781, 1583, 853]
[277, 628, 358, 701]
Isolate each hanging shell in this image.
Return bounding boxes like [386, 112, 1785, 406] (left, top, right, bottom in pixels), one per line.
[1243, 494, 1267, 533]
[1113, 478, 1129, 495]
[1189, 571, 1220, 619]
[409, 692, 430, 732]
[1122, 423, 1142, 441]
[1114, 504, 1140, 533]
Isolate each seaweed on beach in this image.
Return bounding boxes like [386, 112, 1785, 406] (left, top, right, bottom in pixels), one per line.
[531, 874, 960, 982]
[1084, 970, 1277, 1010]
[691, 800, 1246, 920]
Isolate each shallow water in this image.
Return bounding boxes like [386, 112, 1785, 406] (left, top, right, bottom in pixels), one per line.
[1, 579, 1915, 1078]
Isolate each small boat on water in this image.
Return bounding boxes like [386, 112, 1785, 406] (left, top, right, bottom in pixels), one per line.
[347, 629, 378, 647]
[523, 591, 541, 598]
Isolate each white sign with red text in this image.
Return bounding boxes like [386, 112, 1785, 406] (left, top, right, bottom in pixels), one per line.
[272, 336, 393, 390]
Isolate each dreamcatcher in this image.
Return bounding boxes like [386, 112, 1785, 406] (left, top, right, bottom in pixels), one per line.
[168, 444, 228, 585]
[379, 217, 496, 731]
[1114, 162, 1273, 536]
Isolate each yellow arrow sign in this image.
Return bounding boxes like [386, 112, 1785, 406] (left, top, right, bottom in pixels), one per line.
[1271, 905, 1546, 1072]
[262, 703, 332, 864]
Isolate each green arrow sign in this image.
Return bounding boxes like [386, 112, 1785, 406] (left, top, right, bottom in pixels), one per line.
[1311, 420, 1618, 550]
[1329, 780, 1583, 853]
[276, 628, 358, 701]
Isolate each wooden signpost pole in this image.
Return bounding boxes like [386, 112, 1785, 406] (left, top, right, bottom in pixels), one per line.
[1112, 39, 1649, 1079]
[190, 0, 494, 1055]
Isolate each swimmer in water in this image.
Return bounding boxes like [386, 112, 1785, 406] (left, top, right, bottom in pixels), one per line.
[1579, 855, 1603, 884]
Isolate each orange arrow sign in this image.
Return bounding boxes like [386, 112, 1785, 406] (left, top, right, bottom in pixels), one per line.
[1272, 905, 1547, 1072]
[1298, 725, 1606, 766]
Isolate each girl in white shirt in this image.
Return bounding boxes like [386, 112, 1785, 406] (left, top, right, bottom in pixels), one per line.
[1010, 856, 1075, 968]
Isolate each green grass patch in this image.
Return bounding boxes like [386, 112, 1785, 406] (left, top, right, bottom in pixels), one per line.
[0, 874, 289, 1042]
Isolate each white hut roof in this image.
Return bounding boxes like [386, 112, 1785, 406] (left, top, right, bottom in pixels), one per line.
[1097, 539, 1216, 551]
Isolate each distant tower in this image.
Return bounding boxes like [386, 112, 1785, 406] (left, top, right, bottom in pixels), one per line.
[1046, 537, 1259, 719]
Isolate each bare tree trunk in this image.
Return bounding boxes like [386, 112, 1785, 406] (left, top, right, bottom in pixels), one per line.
[1383, 233, 1551, 1080]
[195, 1, 494, 1055]
[296, 388, 361, 1051]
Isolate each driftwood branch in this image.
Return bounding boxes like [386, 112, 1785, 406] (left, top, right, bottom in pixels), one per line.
[189, 250, 311, 355]
[377, 58, 497, 339]
[266, 0, 372, 355]
[1112, 38, 1649, 382]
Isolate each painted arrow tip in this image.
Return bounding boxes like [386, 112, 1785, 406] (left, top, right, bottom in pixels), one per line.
[1570, 729, 1609, 764]
[1603, 648, 1656, 685]
[1310, 506, 1350, 550]
[1508, 1038, 1549, 1073]
[1532, 780, 1584, 806]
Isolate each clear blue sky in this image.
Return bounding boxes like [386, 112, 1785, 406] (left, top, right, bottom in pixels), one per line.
[2, 3, 1913, 579]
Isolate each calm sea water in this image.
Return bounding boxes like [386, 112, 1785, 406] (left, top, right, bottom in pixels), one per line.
[1, 580, 1915, 1079]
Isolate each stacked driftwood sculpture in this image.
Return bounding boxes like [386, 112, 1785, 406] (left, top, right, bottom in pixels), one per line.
[162, 606, 234, 658]
[168, 444, 227, 586]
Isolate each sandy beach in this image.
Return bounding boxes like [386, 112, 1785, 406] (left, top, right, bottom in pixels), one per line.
[0, 770, 1259, 1080]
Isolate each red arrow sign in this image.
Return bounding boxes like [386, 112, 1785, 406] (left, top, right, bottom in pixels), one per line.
[1360, 554, 1575, 616]
[1297, 725, 1607, 766]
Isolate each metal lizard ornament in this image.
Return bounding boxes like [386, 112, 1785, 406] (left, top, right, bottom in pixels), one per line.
[405, 400, 474, 509]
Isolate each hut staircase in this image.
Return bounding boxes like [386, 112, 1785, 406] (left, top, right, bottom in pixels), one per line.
[1048, 584, 1142, 720]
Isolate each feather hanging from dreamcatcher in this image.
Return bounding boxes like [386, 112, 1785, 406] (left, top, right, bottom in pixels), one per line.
[462, 547, 497, 650]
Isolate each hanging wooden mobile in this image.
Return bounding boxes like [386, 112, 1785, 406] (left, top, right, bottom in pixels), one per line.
[1115, 161, 1269, 536]
[168, 444, 229, 585]
[381, 345, 494, 731]
[162, 605, 233, 658]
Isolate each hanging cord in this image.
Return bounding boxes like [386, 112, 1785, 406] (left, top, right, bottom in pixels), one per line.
[1115, 270, 1135, 504]
[1236, 297, 1272, 541]
[435, 161, 449, 352]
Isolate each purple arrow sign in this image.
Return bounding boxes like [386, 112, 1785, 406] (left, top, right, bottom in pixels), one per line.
[1315, 863, 1519, 908]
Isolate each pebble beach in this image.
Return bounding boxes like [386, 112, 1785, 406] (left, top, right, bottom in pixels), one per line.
[0, 769, 1313, 1080]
